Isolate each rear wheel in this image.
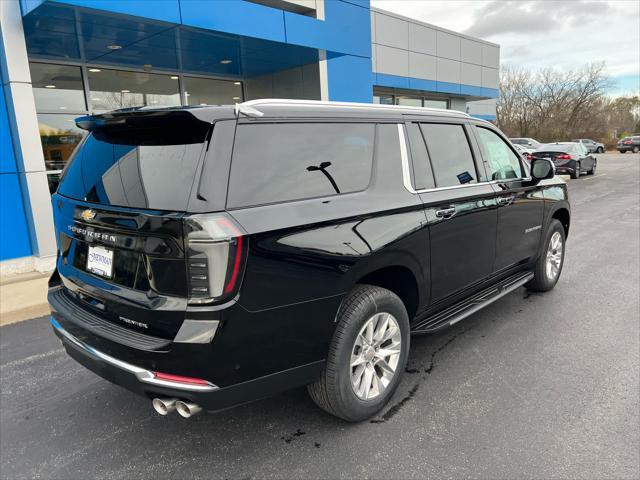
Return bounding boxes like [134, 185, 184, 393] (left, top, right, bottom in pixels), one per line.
[571, 163, 581, 179]
[308, 285, 410, 422]
[526, 219, 566, 292]
[620, 150, 626, 154]
[597, 147, 604, 153]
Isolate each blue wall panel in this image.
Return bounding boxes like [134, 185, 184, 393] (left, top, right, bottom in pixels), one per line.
[284, 0, 371, 57]
[1, 88, 18, 175]
[0, 173, 33, 261]
[327, 54, 372, 102]
[45, 0, 181, 24]
[181, 0, 286, 43]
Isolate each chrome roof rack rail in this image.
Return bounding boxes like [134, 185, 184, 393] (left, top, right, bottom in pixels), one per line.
[238, 98, 471, 117]
[234, 103, 264, 118]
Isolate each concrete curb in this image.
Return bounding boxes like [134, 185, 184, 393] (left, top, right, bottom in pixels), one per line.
[0, 273, 50, 326]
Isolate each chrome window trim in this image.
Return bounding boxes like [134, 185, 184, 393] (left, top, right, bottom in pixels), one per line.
[398, 123, 535, 194]
[398, 123, 493, 195]
[50, 317, 218, 392]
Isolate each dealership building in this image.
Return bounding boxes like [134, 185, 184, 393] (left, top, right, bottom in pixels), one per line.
[0, 0, 499, 275]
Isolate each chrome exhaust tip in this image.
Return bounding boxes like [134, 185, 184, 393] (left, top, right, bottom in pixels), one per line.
[175, 400, 202, 418]
[152, 397, 178, 416]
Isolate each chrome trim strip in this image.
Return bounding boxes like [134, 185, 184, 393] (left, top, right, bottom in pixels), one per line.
[397, 123, 417, 194]
[50, 317, 218, 392]
[396, 123, 534, 195]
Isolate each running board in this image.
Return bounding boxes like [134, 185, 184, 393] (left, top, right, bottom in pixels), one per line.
[411, 271, 534, 334]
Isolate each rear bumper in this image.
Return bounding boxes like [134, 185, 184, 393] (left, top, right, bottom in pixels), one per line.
[51, 316, 324, 411]
[553, 160, 578, 174]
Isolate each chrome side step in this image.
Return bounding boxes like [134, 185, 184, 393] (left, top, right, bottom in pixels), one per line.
[411, 271, 534, 333]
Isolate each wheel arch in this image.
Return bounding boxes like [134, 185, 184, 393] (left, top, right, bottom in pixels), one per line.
[551, 207, 570, 238]
[353, 265, 422, 321]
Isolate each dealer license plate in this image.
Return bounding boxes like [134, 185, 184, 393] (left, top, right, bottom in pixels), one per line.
[86, 245, 114, 278]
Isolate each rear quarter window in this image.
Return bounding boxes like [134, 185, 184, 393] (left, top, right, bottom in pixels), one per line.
[227, 123, 375, 208]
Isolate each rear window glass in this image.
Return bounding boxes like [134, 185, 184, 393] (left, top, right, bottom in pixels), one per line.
[538, 144, 575, 153]
[227, 123, 374, 208]
[419, 123, 477, 187]
[58, 131, 206, 211]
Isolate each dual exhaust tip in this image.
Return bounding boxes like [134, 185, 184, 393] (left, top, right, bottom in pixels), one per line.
[152, 398, 202, 418]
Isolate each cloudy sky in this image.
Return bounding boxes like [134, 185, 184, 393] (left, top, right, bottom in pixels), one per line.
[371, 0, 640, 96]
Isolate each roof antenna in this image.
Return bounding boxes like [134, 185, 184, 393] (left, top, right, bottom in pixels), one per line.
[235, 103, 264, 118]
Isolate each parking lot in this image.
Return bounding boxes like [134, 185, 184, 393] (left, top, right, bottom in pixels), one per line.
[1, 152, 638, 479]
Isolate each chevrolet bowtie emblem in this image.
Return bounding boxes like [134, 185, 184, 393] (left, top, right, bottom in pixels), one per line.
[80, 209, 97, 221]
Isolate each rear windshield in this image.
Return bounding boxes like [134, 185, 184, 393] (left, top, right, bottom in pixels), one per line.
[537, 144, 576, 153]
[58, 130, 206, 211]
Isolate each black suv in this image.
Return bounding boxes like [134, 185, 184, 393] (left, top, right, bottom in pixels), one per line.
[49, 100, 570, 422]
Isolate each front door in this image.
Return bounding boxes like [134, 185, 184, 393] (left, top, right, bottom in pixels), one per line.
[473, 125, 545, 272]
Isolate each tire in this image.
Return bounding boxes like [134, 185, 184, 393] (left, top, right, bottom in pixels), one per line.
[587, 161, 596, 175]
[570, 163, 581, 179]
[526, 219, 566, 292]
[620, 150, 626, 154]
[633, 146, 639, 154]
[307, 284, 410, 422]
[597, 147, 604, 154]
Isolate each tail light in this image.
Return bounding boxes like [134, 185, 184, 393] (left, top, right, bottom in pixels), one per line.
[184, 213, 247, 305]
[555, 154, 572, 160]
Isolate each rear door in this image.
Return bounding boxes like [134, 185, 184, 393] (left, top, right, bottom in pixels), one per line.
[405, 119, 498, 303]
[472, 124, 545, 273]
[53, 113, 211, 339]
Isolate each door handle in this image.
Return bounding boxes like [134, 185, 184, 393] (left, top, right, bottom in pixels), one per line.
[497, 195, 515, 206]
[435, 206, 456, 219]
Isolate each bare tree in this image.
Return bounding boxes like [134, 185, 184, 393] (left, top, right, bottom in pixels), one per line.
[496, 62, 627, 143]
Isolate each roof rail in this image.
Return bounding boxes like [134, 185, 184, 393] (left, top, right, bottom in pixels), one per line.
[234, 103, 264, 118]
[237, 99, 471, 117]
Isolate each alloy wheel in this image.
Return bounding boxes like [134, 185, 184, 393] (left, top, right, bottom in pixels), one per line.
[350, 312, 402, 400]
[545, 231, 563, 281]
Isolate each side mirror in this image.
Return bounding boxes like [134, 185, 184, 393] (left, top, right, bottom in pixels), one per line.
[530, 158, 555, 182]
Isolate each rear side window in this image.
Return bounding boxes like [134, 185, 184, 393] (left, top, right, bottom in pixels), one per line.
[227, 123, 374, 208]
[476, 127, 524, 180]
[405, 123, 435, 190]
[419, 123, 477, 188]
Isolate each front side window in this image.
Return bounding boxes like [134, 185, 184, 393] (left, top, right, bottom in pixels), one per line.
[419, 123, 477, 188]
[476, 127, 524, 180]
[227, 123, 374, 208]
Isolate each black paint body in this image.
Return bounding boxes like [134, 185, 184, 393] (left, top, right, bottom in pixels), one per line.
[49, 103, 570, 411]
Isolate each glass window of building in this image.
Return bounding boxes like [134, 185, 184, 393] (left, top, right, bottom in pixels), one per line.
[373, 94, 394, 105]
[29, 63, 86, 112]
[424, 99, 448, 109]
[395, 96, 422, 107]
[88, 69, 181, 112]
[183, 77, 243, 105]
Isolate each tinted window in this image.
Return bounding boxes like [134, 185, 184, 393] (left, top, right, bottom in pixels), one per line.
[58, 131, 206, 210]
[477, 127, 523, 180]
[228, 123, 374, 208]
[405, 123, 435, 190]
[538, 144, 574, 153]
[419, 123, 477, 187]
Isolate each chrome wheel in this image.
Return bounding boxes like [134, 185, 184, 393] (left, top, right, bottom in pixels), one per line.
[545, 231, 563, 281]
[350, 312, 402, 400]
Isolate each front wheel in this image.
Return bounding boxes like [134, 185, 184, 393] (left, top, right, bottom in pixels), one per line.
[307, 285, 410, 422]
[588, 161, 597, 175]
[526, 219, 566, 292]
[597, 147, 604, 154]
[633, 146, 640, 154]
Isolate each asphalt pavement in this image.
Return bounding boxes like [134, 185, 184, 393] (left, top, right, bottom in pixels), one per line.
[1, 153, 638, 479]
